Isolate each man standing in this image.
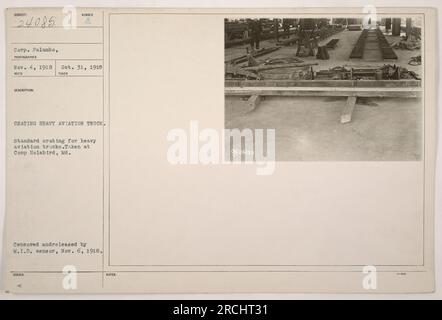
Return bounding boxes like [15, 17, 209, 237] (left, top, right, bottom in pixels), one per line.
[282, 19, 291, 38]
[249, 19, 262, 51]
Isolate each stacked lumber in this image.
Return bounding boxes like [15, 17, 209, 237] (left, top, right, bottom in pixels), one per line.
[349, 29, 398, 60]
[376, 29, 398, 60]
[348, 25, 362, 31]
[349, 29, 368, 59]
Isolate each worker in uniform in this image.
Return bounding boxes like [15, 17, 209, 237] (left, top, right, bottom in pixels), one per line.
[249, 19, 262, 51]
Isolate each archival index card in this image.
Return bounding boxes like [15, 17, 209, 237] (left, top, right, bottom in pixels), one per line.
[2, 7, 436, 293]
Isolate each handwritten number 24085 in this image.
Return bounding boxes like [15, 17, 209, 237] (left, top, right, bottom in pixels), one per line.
[17, 16, 56, 28]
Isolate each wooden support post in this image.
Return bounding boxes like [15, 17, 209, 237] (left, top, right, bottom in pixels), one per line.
[392, 18, 401, 36]
[246, 94, 261, 112]
[341, 96, 357, 124]
[385, 18, 392, 31]
[406, 18, 412, 40]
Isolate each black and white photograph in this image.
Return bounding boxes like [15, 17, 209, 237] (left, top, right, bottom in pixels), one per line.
[1, 3, 439, 300]
[225, 17, 423, 161]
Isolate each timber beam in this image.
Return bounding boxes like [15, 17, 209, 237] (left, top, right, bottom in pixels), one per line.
[341, 96, 357, 123]
[225, 87, 422, 98]
[225, 79, 421, 88]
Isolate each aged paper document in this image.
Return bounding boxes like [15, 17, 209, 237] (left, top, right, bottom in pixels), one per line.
[2, 7, 436, 293]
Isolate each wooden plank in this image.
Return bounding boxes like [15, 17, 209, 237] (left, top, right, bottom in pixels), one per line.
[225, 46, 282, 64]
[225, 87, 422, 98]
[225, 30, 297, 48]
[225, 79, 422, 88]
[225, 65, 260, 79]
[246, 94, 261, 112]
[341, 96, 357, 124]
[242, 62, 317, 72]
